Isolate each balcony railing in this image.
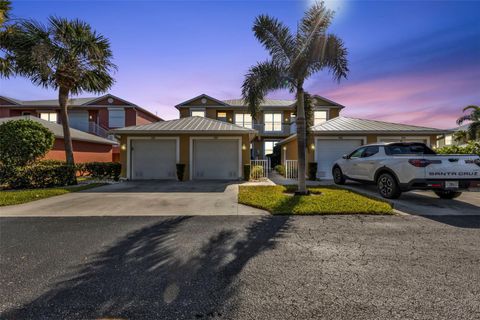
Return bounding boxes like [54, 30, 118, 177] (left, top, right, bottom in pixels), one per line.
[253, 122, 297, 136]
[88, 121, 117, 142]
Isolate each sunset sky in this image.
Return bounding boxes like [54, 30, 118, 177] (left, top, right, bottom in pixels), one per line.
[1, 0, 479, 128]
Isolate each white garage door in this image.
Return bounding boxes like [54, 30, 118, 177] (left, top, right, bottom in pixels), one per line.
[131, 139, 177, 179]
[193, 139, 239, 180]
[316, 139, 363, 179]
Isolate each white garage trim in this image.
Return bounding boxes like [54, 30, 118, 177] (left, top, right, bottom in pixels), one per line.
[126, 136, 180, 180]
[189, 136, 242, 180]
[376, 136, 431, 145]
[314, 136, 367, 153]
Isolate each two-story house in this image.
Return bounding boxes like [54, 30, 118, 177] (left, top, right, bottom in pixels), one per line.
[112, 93, 448, 181]
[175, 93, 344, 159]
[0, 94, 162, 162]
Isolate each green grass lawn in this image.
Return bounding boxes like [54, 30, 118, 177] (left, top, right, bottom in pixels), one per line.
[0, 183, 106, 207]
[238, 185, 393, 215]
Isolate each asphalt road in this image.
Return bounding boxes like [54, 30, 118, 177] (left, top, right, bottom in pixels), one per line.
[1, 215, 479, 320]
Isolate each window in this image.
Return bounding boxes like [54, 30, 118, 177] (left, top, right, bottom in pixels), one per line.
[191, 110, 205, 117]
[349, 147, 366, 159]
[362, 146, 379, 158]
[314, 110, 328, 126]
[385, 144, 436, 155]
[445, 135, 453, 145]
[234, 113, 252, 128]
[108, 108, 125, 128]
[264, 141, 278, 157]
[39, 112, 57, 123]
[21, 111, 32, 116]
[217, 112, 227, 122]
[264, 112, 282, 132]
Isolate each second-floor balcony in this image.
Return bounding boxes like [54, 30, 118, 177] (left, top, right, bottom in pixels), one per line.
[253, 122, 296, 136]
[88, 121, 118, 142]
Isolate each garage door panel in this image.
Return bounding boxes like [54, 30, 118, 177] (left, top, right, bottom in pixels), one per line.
[131, 139, 177, 180]
[193, 140, 239, 180]
[316, 139, 362, 179]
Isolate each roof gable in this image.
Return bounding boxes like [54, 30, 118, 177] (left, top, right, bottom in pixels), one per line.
[0, 96, 22, 105]
[175, 94, 230, 108]
[84, 94, 137, 107]
[311, 95, 345, 108]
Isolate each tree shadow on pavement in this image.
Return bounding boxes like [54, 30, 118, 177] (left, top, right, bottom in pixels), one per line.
[1, 215, 291, 319]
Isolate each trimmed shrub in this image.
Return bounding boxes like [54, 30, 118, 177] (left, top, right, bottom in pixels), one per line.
[275, 164, 285, 176]
[3, 164, 76, 189]
[84, 162, 121, 181]
[0, 119, 55, 167]
[308, 162, 318, 180]
[250, 165, 264, 180]
[436, 141, 480, 156]
[243, 164, 251, 181]
[176, 163, 186, 181]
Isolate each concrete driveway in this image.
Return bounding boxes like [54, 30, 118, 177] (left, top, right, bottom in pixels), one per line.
[0, 181, 268, 217]
[340, 181, 480, 216]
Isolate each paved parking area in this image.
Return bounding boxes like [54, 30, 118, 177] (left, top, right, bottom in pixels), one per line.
[339, 181, 480, 216]
[1, 215, 479, 319]
[0, 181, 267, 217]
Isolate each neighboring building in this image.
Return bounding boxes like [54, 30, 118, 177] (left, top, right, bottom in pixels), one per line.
[278, 116, 448, 179]
[175, 93, 344, 159]
[436, 124, 470, 148]
[0, 94, 162, 161]
[0, 116, 117, 163]
[111, 93, 449, 181]
[112, 117, 255, 180]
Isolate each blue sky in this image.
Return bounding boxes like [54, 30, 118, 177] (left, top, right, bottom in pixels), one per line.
[1, 0, 479, 128]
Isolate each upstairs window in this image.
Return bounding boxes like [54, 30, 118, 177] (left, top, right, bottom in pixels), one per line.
[234, 113, 252, 128]
[108, 108, 125, 128]
[217, 112, 227, 122]
[264, 141, 278, 157]
[314, 110, 328, 126]
[264, 112, 282, 132]
[39, 112, 57, 123]
[191, 110, 205, 117]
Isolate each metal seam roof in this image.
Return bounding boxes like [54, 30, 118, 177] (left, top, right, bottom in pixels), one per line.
[112, 116, 256, 133]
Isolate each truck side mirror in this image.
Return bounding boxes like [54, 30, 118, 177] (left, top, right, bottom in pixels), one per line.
[342, 154, 349, 160]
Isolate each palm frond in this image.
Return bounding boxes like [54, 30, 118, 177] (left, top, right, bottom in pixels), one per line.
[457, 114, 473, 125]
[462, 105, 480, 113]
[253, 14, 295, 66]
[467, 122, 480, 140]
[307, 34, 348, 81]
[241, 60, 291, 118]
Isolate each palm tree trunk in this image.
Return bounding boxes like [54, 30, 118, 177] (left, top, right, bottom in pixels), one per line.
[296, 86, 308, 195]
[58, 87, 76, 184]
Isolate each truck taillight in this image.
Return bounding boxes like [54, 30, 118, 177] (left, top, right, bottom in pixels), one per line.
[408, 159, 432, 167]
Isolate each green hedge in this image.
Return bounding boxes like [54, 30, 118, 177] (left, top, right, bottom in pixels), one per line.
[1, 164, 76, 189]
[274, 164, 285, 176]
[1, 161, 122, 189]
[436, 141, 480, 156]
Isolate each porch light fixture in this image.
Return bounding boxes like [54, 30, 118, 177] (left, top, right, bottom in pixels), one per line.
[242, 144, 246, 150]
[121, 144, 126, 151]
[283, 146, 287, 151]
[310, 144, 315, 150]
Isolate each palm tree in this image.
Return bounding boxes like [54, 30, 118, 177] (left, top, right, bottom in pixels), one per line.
[4, 17, 116, 180]
[242, 1, 348, 194]
[0, 0, 13, 77]
[457, 105, 480, 141]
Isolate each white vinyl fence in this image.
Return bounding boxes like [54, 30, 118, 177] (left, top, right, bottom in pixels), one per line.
[285, 160, 298, 179]
[250, 159, 270, 180]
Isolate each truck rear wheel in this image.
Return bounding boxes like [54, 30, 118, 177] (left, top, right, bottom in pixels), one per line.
[434, 190, 462, 199]
[377, 173, 401, 199]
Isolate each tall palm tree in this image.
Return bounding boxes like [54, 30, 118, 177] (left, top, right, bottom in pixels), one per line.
[0, 0, 13, 77]
[457, 105, 480, 141]
[242, 1, 348, 194]
[4, 17, 116, 180]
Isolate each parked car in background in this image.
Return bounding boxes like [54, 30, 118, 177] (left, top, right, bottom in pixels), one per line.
[332, 142, 480, 199]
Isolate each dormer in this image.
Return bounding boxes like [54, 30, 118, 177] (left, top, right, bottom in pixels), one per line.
[309, 95, 345, 126]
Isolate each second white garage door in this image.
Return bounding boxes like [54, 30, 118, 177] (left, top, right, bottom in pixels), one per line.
[131, 139, 177, 179]
[193, 139, 239, 180]
[316, 139, 363, 179]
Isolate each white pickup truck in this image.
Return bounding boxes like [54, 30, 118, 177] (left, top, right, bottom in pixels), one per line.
[332, 142, 480, 199]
